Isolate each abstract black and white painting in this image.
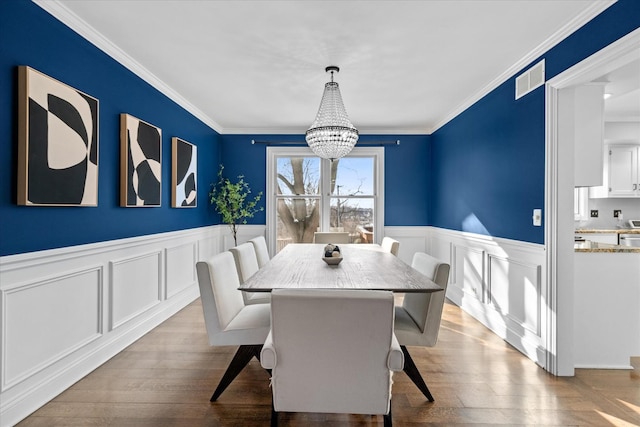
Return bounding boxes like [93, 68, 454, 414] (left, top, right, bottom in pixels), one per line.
[172, 137, 197, 208]
[120, 114, 162, 207]
[18, 66, 99, 206]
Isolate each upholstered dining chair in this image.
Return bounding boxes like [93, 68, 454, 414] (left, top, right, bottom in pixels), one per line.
[313, 231, 350, 244]
[195, 252, 271, 401]
[249, 235, 270, 268]
[394, 252, 450, 401]
[381, 237, 400, 256]
[261, 289, 403, 427]
[229, 242, 270, 305]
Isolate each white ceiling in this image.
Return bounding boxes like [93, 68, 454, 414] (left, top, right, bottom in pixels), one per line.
[38, 0, 617, 135]
[600, 59, 640, 122]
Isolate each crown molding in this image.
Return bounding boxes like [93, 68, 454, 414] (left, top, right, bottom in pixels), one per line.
[429, 0, 617, 134]
[32, 0, 224, 134]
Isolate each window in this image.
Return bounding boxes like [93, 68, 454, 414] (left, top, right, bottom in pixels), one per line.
[574, 187, 588, 221]
[267, 147, 384, 254]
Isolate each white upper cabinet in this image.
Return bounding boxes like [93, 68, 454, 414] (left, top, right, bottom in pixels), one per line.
[609, 144, 640, 196]
[589, 121, 640, 198]
[573, 84, 605, 187]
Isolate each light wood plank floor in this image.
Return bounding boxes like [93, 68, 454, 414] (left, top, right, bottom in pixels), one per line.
[18, 299, 640, 426]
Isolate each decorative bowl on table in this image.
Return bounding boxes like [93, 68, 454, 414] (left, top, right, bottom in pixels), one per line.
[322, 244, 343, 266]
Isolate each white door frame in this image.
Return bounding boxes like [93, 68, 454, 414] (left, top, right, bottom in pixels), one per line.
[544, 28, 640, 375]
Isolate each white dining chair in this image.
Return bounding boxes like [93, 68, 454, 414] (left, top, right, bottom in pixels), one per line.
[313, 231, 350, 244]
[249, 235, 270, 268]
[229, 242, 270, 305]
[195, 252, 271, 401]
[394, 251, 450, 401]
[381, 237, 400, 256]
[261, 289, 403, 426]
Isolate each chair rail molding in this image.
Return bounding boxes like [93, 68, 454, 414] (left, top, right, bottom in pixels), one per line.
[0, 224, 268, 427]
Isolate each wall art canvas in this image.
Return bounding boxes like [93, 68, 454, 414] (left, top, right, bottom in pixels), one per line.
[17, 66, 99, 206]
[120, 114, 162, 207]
[171, 137, 197, 208]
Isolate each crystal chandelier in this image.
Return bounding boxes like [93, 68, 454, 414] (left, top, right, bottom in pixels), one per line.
[305, 66, 359, 161]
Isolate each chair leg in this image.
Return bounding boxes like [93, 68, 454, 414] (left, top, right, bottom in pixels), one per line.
[270, 397, 278, 427]
[401, 345, 434, 402]
[383, 402, 393, 427]
[210, 345, 263, 402]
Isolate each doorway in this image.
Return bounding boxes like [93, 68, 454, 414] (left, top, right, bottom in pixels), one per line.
[545, 28, 640, 376]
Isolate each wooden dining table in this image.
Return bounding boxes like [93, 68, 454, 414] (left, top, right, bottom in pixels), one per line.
[238, 243, 443, 293]
[238, 242, 444, 403]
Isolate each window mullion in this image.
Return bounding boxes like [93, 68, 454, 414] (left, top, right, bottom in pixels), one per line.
[320, 158, 331, 231]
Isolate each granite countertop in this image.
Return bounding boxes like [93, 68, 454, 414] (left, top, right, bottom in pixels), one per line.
[574, 241, 640, 253]
[575, 228, 640, 234]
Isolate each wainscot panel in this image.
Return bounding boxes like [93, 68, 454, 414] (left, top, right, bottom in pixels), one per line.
[2, 266, 103, 390]
[110, 251, 163, 330]
[166, 242, 198, 299]
[427, 227, 547, 368]
[0, 225, 242, 427]
[453, 245, 485, 302]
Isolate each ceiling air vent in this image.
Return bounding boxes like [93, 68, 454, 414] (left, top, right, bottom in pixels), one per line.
[515, 59, 545, 100]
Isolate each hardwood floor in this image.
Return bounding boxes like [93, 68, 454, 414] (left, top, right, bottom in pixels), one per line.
[18, 299, 640, 426]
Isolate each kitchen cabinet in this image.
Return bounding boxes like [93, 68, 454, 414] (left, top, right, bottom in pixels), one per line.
[590, 143, 640, 198]
[574, 252, 640, 369]
[609, 144, 640, 197]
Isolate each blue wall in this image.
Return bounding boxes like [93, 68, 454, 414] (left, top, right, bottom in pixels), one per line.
[431, 0, 640, 244]
[4, 0, 638, 255]
[220, 134, 430, 227]
[0, 0, 221, 256]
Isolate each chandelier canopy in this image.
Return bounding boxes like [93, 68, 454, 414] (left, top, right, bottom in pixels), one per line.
[305, 66, 359, 161]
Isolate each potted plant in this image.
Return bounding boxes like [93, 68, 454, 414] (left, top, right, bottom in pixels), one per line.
[209, 165, 263, 246]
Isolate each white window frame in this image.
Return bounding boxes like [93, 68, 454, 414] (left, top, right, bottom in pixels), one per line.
[574, 187, 589, 221]
[266, 146, 384, 256]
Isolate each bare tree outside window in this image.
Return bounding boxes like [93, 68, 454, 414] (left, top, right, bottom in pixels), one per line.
[269, 148, 381, 253]
[331, 161, 367, 233]
[276, 158, 337, 244]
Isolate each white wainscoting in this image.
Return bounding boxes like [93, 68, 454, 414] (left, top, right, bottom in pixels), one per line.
[0, 224, 267, 427]
[383, 226, 431, 265]
[0, 224, 541, 425]
[386, 227, 547, 369]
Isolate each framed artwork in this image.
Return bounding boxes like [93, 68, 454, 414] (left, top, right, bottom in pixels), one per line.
[17, 66, 99, 206]
[172, 137, 197, 208]
[120, 114, 162, 207]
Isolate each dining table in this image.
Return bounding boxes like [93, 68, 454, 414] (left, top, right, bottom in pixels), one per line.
[238, 243, 443, 293]
[237, 242, 444, 403]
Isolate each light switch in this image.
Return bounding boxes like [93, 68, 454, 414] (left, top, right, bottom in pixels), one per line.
[533, 209, 542, 226]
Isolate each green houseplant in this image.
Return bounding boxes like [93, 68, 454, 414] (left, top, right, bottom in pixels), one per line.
[209, 165, 263, 246]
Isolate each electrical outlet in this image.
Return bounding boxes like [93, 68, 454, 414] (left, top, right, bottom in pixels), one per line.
[590, 210, 599, 218]
[614, 210, 622, 218]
